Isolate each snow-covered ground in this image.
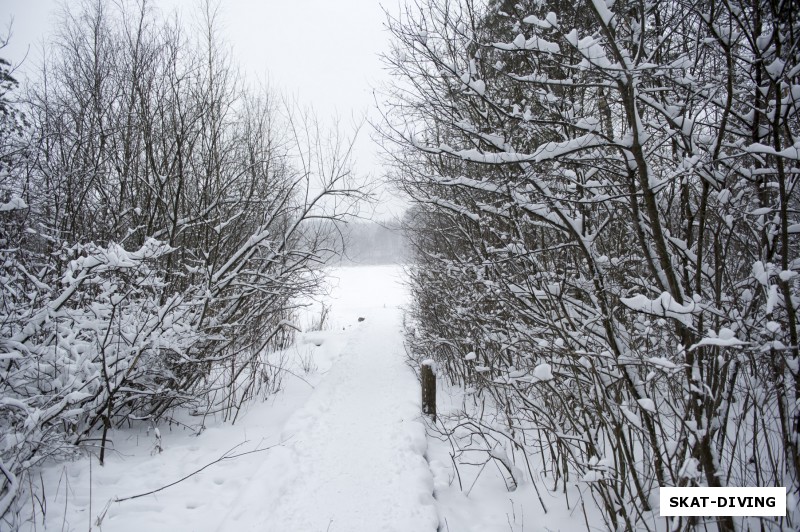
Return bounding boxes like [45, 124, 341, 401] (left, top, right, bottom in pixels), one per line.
[21, 264, 590, 532]
[21, 265, 437, 532]
[424, 387, 600, 532]
[219, 266, 438, 531]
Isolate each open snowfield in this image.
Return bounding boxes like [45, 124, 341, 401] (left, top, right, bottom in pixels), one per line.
[20, 265, 438, 532]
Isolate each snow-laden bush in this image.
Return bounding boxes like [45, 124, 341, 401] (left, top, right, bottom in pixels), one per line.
[0, 238, 202, 516]
[1, 0, 364, 526]
[384, 0, 799, 529]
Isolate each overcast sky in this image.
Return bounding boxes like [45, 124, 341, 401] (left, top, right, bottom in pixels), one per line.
[3, 0, 404, 219]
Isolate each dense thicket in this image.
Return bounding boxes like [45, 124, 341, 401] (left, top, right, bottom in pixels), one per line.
[0, 1, 362, 525]
[383, 0, 799, 529]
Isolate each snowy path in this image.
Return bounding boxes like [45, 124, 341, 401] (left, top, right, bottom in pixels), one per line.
[219, 268, 439, 532]
[23, 266, 438, 532]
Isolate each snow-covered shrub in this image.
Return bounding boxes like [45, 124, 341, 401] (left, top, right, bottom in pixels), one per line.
[0, 238, 201, 519]
[1, 0, 363, 525]
[384, 0, 799, 529]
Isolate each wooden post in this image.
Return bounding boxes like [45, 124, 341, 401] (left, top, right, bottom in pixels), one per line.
[421, 359, 436, 422]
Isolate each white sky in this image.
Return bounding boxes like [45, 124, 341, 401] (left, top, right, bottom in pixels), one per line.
[2, 0, 405, 219]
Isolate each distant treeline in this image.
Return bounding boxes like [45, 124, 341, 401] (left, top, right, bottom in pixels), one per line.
[320, 220, 408, 265]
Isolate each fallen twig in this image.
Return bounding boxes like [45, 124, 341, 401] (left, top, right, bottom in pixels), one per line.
[112, 437, 290, 503]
